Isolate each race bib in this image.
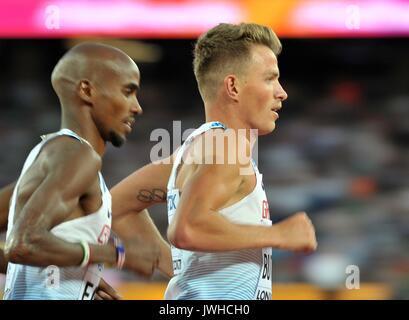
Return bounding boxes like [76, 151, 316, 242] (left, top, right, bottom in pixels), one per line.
[79, 263, 104, 300]
[253, 218, 272, 300]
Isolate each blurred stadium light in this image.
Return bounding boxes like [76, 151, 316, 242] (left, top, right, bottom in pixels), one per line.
[0, 0, 408, 38]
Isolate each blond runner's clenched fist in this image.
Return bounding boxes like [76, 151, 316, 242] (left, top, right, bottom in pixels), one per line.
[273, 212, 317, 253]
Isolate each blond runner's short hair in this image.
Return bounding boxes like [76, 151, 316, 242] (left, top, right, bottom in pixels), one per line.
[193, 22, 282, 101]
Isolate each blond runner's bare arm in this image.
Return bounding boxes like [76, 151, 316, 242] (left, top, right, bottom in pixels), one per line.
[112, 210, 172, 279]
[169, 162, 317, 252]
[111, 155, 174, 217]
[110, 155, 174, 278]
[167, 131, 317, 253]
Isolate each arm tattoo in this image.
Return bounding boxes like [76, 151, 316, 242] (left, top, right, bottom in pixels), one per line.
[137, 189, 167, 203]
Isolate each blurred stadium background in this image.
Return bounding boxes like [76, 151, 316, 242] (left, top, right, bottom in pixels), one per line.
[0, 0, 408, 299]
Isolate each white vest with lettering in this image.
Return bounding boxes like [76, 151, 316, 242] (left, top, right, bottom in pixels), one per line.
[165, 122, 272, 300]
[3, 129, 112, 300]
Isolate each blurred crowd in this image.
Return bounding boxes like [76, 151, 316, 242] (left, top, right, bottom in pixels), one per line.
[0, 38, 408, 298]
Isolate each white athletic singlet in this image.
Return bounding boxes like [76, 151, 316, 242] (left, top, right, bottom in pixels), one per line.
[165, 122, 273, 300]
[3, 129, 112, 300]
